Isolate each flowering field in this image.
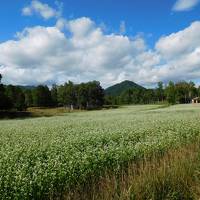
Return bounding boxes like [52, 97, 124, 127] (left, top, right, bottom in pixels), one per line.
[0, 104, 200, 199]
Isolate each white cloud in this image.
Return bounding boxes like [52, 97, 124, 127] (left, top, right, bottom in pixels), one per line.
[119, 21, 126, 35]
[22, 0, 62, 20]
[1, 17, 200, 87]
[67, 17, 96, 39]
[0, 17, 148, 86]
[56, 18, 68, 30]
[156, 21, 200, 59]
[153, 21, 200, 83]
[172, 0, 200, 11]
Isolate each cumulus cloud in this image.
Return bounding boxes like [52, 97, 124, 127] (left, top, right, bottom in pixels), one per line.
[156, 21, 200, 59]
[172, 0, 200, 11]
[154, 21, 200, 82]
[1, 16, 200, 87]
[22, 0, 62, 19]
[0, 17, 149, 86]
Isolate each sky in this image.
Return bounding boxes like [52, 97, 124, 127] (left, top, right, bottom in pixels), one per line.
[0, 0, 200, 88]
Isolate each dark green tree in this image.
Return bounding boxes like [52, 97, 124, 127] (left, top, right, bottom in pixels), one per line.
[120, 89, 133, 104]
[65, 81, 77, 109]
[156, 82, 165, 102]
[57, 85, 65, 106]
[87, 81, 104, 109]
[24, 89, 33, 107]
[57, 81, 77, 109]
[0, 74, 12, 110]
[77, 83, 88, 109]
[174, 81, 196, 104]
[51, 84, 58, 106]
[32, 85, 52, 107]
[165, 81, 176, 104]
[5, 85, 26, 111]
[188, 81, 197, 100]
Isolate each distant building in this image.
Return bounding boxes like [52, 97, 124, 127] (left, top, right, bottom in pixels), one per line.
[192, 97, 200, 104]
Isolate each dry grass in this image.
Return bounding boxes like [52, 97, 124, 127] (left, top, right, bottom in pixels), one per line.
[27, 107, 83, 117]
[64, 142, 200, 200]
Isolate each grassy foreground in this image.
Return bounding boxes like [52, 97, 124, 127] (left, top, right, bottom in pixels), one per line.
[1, 104, 200, 199]
[69, 141, 200, 200]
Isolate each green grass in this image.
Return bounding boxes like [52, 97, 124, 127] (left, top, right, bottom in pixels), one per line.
[68, 141, 200, 200]
[1, 104, 200, 199]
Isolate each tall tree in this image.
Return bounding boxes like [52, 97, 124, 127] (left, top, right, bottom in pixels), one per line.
[165, 81, 176, 104]
[65, 81, 76, 109]
[87, 81, 104, 108]
[156, 82, 164, 102]
[51, 84, 58, 107]
[77, 83, 88, 109]
[32, 85, 52, 107]
[57, 82, 77, 109]
[188, 81, 197, 100]
[175, 81, 194, 104]
[24, 89, 33, 107]
[57, 85, 65, 106]
[0, 74, 12, 110]
[5, 85, 26, 111]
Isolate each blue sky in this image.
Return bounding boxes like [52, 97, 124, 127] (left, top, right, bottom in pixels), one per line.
[0, 0, 200, 87]
[1, 0, 200, 46]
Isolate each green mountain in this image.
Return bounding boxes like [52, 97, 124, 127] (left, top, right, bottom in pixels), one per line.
[105, 80, 146, 96]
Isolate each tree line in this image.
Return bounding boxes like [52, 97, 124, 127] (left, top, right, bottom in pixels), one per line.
[0, 74, 104, 111]
[1, 73, 200, 111]
[105, 81, 200, 105]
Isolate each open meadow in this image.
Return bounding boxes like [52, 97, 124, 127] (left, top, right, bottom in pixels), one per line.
[1, 104, 200, 199]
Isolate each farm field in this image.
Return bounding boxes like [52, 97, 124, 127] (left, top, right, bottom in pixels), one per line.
[1, 104, 200, 199]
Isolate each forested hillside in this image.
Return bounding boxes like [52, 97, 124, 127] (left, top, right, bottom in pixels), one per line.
[105, 80, 145, 96]
[105, 81, 200, 105]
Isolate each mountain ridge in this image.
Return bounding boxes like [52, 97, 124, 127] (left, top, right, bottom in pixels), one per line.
[105, 80, 146, 96]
